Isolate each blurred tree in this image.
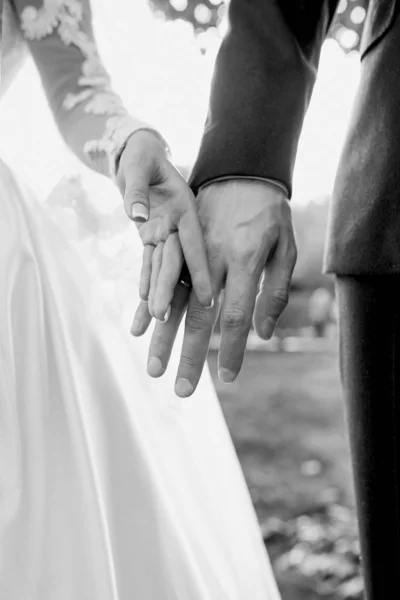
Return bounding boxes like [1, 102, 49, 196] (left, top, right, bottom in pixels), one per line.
[149, 0, 368, 53]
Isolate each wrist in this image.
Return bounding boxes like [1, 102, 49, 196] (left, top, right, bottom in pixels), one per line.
[115, 127, 170, 181]
[118, 128, 169, 166]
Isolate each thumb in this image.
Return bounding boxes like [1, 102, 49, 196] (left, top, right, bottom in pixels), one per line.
[124, 165, 152, 223]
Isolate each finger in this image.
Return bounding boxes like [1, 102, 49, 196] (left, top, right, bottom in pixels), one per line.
[217, 266, 260, 384]
[139, 244, 155, 301]
[178, 208, 213, 308]
[147, 284, 190, 378]
[152, 233, 183, 322]
[253, 230, 297, 340]
[131, 300, 153, 337]
[138, 218, 165, 246]
[174, 291, 221, 398]
[124, 164, 151, 223]
[148, 242, 164, 318]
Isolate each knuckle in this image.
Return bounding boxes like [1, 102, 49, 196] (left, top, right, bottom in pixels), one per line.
[139, 229, 153, 245]
[179, 353, 198, 370]
[231, 238, 258, 264]
[185, 307, 209, 334]
[234, 248, 257, 267]
[150, 330, 167, 349]
[271, 288, 289, 312]
[139, 223, 158, 245]
[221, 306, 247, 331]
[127, 186, 148, 204]
[157, 218, 172, 242]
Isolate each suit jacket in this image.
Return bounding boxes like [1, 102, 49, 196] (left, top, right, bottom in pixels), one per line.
[190, 0, 400, 275]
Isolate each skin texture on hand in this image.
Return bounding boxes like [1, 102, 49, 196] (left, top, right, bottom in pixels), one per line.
[116, 129, 213, 320]
[143, 179, 297, 397]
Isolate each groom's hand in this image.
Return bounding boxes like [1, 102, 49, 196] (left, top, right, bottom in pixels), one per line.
[147, 179, 297, 396]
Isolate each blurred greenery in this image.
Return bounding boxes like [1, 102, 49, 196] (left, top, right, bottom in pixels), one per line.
[208, 349, 362, 599]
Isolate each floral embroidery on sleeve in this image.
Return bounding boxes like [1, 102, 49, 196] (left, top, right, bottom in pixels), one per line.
[19, 0, 152, 178]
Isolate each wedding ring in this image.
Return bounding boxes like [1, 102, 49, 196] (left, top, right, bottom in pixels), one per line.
[178, 278, 192, 290]
[178, 265, 192, 290]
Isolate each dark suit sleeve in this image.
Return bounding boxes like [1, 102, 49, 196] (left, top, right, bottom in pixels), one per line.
[189, 0, 339, 197]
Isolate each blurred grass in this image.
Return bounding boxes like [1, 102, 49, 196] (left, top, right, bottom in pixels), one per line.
[207, 349, 357, 600]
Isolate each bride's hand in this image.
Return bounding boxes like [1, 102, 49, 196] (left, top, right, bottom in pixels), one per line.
[116, 129, 213, 321]
[137, 232, 183, 323]
[130, 232, 186, 340]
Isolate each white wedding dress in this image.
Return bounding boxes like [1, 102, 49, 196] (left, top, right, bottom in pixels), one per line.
[0, 1, 280, 599]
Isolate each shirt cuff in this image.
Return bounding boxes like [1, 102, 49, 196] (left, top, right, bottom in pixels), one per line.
[197, 176, 289, 198]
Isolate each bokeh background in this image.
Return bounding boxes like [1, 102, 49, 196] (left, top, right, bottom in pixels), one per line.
[0, 1, 370, 597]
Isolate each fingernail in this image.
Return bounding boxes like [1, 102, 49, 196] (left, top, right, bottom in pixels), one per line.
[131, 204, 148, 223]
[218, 367, 236, 384]
[162, 306, 171, 323]
[147, 356, 164, 377]
[175, 378, 194, 397]
[130, 319, 141, 336]
[205, 297, 214, 309]
[262, 317, 277, 340]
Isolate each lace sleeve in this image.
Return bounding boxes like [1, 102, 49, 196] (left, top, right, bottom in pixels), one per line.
[12, 0, 160, 179]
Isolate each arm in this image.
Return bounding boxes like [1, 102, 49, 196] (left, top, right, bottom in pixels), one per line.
[12, 0, 157, 179]
[12, 0, 213, 322]
[189, 0, 339, 197]
[146, 0, 340, 396]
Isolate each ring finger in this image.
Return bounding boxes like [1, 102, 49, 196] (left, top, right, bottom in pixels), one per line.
[148, 242, 164, 318]
[152, 233, 183, 322]
[139, 244, 155, 301]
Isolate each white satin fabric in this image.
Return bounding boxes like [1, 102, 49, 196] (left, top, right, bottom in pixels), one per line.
[0, 158, 281, 599]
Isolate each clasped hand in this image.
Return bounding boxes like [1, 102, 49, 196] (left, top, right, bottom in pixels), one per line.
[117, 131, 297, 397]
